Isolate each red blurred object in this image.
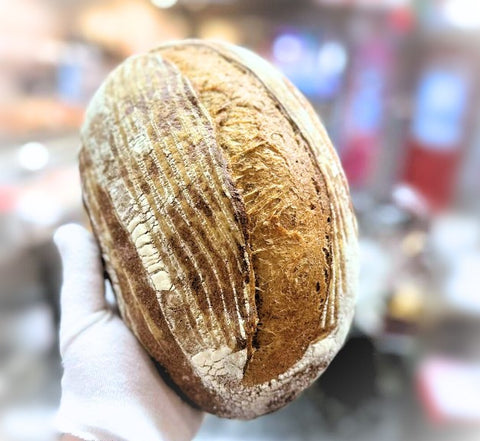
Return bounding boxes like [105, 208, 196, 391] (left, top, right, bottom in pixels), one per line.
[340, 135, 376, 186]
[0, 186, 18, 214]
[388, 7, 415, 33]
[403, 63, 472, 211]
[403, 139, 462, 211]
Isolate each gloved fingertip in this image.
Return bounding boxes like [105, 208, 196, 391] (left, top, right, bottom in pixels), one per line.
[54, 223, 95, 254]
[56, 223, 107, 323]
[54, 222, 87, 242]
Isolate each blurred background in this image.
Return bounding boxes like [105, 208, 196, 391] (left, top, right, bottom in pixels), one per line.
[1, 0, 480, 440]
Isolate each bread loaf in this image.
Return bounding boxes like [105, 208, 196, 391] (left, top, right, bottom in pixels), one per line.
[79, 39, 358, 419]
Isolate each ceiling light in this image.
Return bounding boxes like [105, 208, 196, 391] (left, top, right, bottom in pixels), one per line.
[151, 0, 178, 8]
[443, 0, 480, 29]
[17, 142, 49, 171]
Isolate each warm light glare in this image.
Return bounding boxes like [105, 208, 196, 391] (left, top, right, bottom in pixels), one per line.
[198, 19, 240, 44]
[443, 0, 480, 29]
[17, 142, 49, 171]
[79, 1, 188, 55]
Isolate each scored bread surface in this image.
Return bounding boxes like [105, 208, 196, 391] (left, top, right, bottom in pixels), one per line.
[79, 40, 358, 419]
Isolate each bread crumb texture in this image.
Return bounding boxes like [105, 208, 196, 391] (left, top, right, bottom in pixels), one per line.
[79, 40, 358, 419]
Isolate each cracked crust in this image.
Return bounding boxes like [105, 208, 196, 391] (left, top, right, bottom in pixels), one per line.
[79, 39, 358, 419]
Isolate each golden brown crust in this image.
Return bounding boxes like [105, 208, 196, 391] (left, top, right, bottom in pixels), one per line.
[158, 44, 336, 385]
[79, 39, 358, 419]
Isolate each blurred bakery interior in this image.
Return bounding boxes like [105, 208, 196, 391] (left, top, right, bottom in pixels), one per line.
[1, 0, 480, 440]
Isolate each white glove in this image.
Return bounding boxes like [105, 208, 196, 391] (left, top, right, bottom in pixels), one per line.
[54, 224, 203, 441]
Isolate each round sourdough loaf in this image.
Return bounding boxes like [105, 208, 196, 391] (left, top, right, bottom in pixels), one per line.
[79, 39, 358, 419]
